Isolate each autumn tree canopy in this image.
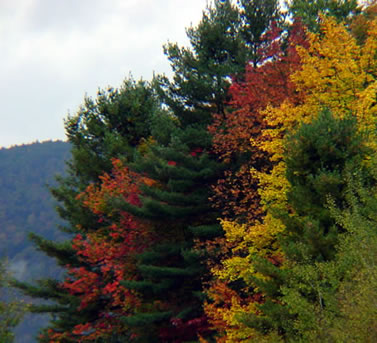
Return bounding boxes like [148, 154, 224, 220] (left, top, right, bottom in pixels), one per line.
[13, 1, 377, 342]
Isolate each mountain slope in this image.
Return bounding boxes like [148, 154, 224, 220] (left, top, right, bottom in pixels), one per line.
[0, 140, 71, 342]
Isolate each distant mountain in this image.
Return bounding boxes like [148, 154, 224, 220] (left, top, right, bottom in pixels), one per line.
[0, 140, 71, 342]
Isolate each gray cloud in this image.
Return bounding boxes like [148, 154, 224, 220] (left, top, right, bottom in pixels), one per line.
[25, 0, 107, 33]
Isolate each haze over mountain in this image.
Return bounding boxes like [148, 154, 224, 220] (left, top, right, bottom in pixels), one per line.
[0, 140, 71, 342]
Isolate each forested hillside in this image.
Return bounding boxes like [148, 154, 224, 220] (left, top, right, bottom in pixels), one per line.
[0, 140, 71, 342]
[8, 1, 377, 342]
[0, 141, 70, 258]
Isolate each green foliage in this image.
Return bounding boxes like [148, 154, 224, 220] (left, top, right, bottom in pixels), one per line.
[158, 0, 242, 121]
[157, 0, 281, 123]
[282, 109, 370, 261]
[65, 77, 160, 182]
[241, 110, 374, 340]
[122, 311, 173, 327]
[238, 0, 281, 66]
[51, 77, 161, 235]
[270, 168, 377, 342]
[326, 170, 377, 342]
[286, 0, 360, 31]
[27, 233, 77, 267]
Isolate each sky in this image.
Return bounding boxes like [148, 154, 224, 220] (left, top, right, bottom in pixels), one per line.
[0, 0, 208, 148]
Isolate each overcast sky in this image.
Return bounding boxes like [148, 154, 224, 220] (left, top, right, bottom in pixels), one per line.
[0, 0, 208, 148]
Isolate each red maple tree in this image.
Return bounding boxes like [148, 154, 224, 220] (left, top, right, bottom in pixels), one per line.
[48, 159, 153, 342]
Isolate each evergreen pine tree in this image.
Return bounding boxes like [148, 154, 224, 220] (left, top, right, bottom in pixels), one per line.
[117, 1, 282, 341]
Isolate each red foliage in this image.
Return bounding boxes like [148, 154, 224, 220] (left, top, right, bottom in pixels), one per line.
[47, 159, 153, 342]
[209, 21, 308, 222]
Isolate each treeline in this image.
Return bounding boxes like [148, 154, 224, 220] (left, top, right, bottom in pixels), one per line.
[12, 1, 377, 342]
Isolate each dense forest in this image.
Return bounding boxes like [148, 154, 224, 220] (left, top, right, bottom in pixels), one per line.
[2, 0, 377, 342]
[0, 141, 71, 342]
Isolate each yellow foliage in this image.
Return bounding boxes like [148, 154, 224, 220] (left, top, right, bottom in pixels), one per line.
[360, 19, 377, 77]
[204, 280, 262, 343]
[254, 16, 377, 243]
[293, 16, 363, 114]
[208, 16, 377, 341]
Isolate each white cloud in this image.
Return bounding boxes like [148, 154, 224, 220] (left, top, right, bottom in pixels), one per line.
[0, 0, 207, 147]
